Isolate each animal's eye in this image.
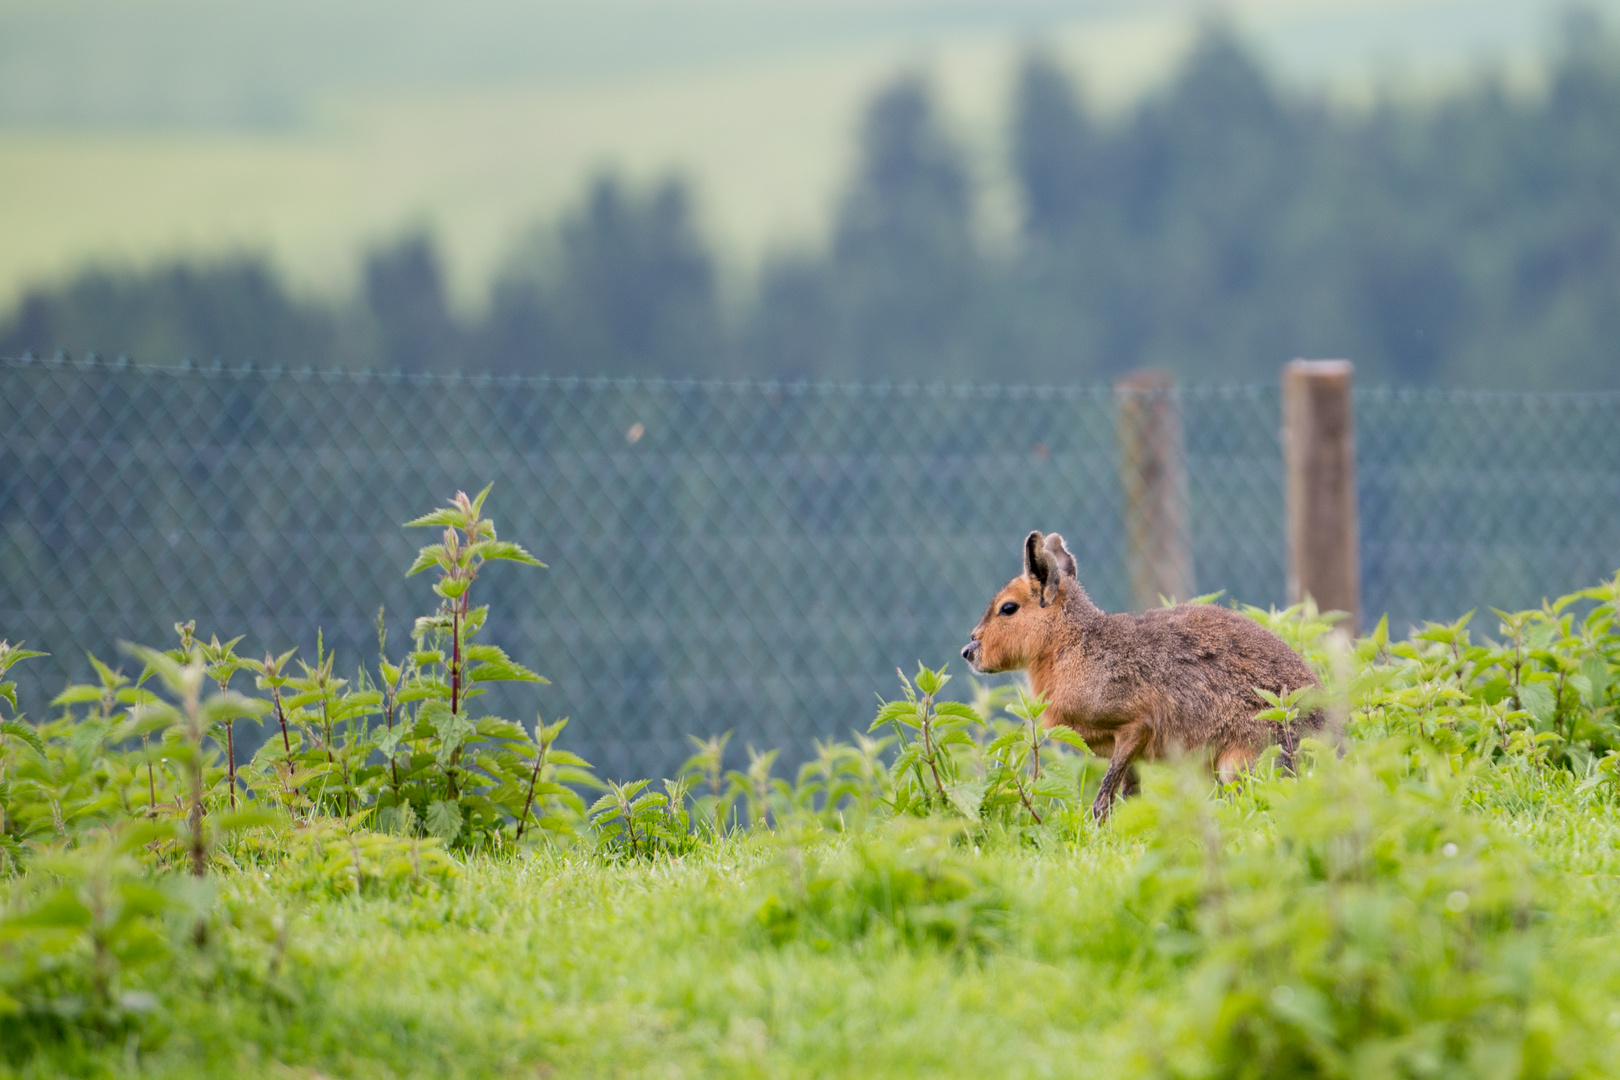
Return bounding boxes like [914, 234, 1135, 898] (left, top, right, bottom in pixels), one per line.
[998, 601, 1019, 616]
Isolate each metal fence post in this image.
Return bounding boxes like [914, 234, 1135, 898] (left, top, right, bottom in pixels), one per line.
[1115, 370, 1193, 610]
[1282, 359, 1360, 632]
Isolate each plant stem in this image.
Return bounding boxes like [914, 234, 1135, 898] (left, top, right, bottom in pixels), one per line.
[1015, 774, 1044, 825]
[446, 595, 466, 800]
[224, 722, 236, 809]
[187, 695, 206, 878]
[190, 760, 206, 877]
[215, 675, 236, 810]
[143, 734, 156, 815]
[384, 676, 401, 795]
[271, 685, 292, 756]
[450, 601, 462, 717]
[515, 733, 551, 842]
[1028, 711, 1043, 785]
[617, 790, 641, 858]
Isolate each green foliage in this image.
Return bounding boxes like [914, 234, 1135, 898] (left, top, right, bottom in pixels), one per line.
[0, 832, 195, 1042]
[0, 486, 600, 1055]
[375, 484, 594, 850]
[756, 820, 1008, 953]
[4, 489, 1620, 1073]
[1116, 743, 1567, 1076]
[0, 640, 46, 722]
[872, 664, 1089, 829]
[589, 777, 703, 860]
[278, 814, 458, 898]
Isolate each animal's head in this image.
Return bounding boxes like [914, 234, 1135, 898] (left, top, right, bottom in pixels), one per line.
[961, 530, 1079, 674]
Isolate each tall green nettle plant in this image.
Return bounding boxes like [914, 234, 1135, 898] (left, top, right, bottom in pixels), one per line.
[372, 485, 594, 848]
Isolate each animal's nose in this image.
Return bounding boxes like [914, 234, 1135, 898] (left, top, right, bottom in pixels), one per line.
[961, 642, 978, 662]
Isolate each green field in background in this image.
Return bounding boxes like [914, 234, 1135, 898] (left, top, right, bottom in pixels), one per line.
[0, 0, 1603, 315]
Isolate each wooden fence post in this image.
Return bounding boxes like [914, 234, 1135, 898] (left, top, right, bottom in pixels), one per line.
[1116, 371, 1193, 610]
[1282, 359, 1360, 633]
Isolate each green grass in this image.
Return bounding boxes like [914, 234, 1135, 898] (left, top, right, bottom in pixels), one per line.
[4, 500, 1619, 1077]
[11, 749, 1620, 1079]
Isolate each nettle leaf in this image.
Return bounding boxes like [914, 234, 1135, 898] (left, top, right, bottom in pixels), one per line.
[985, 730, 1024, 755]
[405, 547, 452, 578]
[287, 764, 333, 787]
[1046, 727, 1091, 752]
[0, 647, 47, 672]
[12, 889, 93, 930]
[1, 720, 45, 757]
[474, 717, 528, 741]
[1581, 657, 1612, 703]
[50, 685, 105, 707]
[1519, 681, 1557, 723]
[468, 660, 546, 685]
[282, 688, 328, 711]
[397, 682, 443, 704]
[374, 727, 407, 758]
[946, 780, 986, 821]
[200, 692, 269, 726]
[376, 803, 418, 836]
[210, 807, 283, 834]
[872, 700, 918, 731]
[0, 682, 14, 713]
[405, 508, 464, 529]
[466, 483, 495, 520]
[425, 799, 463, 840]
[116, 703, 183, 739]
[330, 693, 383, 722]
[914, 666, 947, 696]
[1034, 776, 1071, 798]
[469, 540, 545, 567]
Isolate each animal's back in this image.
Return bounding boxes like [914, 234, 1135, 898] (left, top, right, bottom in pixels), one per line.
[1135, 603, 1317, 693]
[1132, 602, 1323, 747]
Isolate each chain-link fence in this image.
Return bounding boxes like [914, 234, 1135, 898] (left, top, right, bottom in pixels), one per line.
[3, 355, 1618, 778]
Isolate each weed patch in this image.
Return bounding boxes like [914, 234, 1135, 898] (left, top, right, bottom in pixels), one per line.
[1, 488, 1618, 1075]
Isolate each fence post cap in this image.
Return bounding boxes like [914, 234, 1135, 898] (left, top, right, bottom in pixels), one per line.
[1284, 358, 1354, 379]
[1114, 369, 1176, 393]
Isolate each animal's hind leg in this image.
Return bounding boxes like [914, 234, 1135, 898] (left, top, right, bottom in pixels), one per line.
[1214, 744, 1256, 786]
[1120, 765, 1141, 800]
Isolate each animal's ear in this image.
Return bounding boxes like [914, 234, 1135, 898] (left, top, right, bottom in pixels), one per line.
[1023, 530, 1046, 579]
[1038, 533, 1075, 607]
[1023, 530, 1058, 607]
[1043, 533, 1077, 581]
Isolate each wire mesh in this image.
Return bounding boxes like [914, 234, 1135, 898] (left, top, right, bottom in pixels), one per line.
[2, 356, 1616, 778]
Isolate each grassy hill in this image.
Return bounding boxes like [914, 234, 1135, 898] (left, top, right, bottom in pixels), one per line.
[0, 0, 1609, 315]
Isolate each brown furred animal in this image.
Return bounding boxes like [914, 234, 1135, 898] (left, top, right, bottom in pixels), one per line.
[961, 530, 1322, 821]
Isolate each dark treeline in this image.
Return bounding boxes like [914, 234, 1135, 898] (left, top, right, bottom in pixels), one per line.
[7, 19, 1620, 388]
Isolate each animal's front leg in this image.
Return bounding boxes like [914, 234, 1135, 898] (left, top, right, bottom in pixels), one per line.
[1091, 721, 1150, 823]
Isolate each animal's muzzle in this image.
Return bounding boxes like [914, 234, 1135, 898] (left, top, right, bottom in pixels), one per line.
[960, 641, 980, 667]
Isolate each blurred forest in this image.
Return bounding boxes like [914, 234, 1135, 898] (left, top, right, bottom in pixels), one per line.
[6, 20, 1620, 389]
